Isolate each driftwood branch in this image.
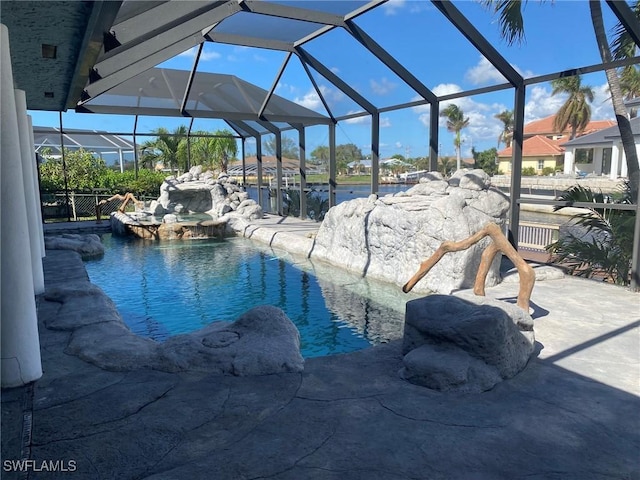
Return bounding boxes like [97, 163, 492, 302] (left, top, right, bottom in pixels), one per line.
[96, 193, 142, 223]
[402, 222, 535, 311]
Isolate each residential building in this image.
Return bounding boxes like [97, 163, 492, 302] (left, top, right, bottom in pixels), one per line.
[561, 117, 640, 180]
[497, 115, 616, 176]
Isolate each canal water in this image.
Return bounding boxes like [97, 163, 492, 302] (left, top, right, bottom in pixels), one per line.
[244, 183, 573, 227]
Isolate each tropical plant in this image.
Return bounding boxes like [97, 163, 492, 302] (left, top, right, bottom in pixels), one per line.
[546, 183, 634, 285]
[440, 104, 469, 171]
[521, 166, 536, 176]
[38, 149, 166, 196]
[39, 149, 109, 191]
[147, 126, 188, 173]
[138, 146, 160, 170]
[473, 147, 499, 176]
[189, 129, 238, 172]
[494, 109, 514, 148]
[438, 156, 456, 177]
[484, 0, 640, 203]
[551, 76, 595, 140]
[611, 0, 640, 118]
[619, 67, 640, 118]
[282, 188, 329, 222]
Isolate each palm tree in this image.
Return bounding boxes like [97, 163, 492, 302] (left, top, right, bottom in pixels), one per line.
[438, 156, 456, 177]
[619, 67, 640, 118]
[440, 104, 469, 171]
[589, 0, 638, 202]
[546, 183, 634, 285]
[211, 129, 238, 173]
[484, 0, 639, 202]
[138, 145, 160, 170]
[551, 76, 595, 140]
[494, 109, 514, 148]
[611, 0, 640, 118]
[151, 126, 188, 174]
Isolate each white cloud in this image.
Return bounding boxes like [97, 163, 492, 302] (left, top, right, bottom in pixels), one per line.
[370, 77, 397, 95]
[590, 83, 615, 120]
[178, 46, 221, 61]
[432, 83, 463, 97]
[524, 82, 614, 124]
[383, 0, 406, 15]
[465, 57, 506, 85]
[410, 83, 506, 150]
[524, 85, 566, 122]
[294, 90, 323, 110]
[343, 114, 391, 127]
[465, 56, 536, 86]
[344, 113, 369, 125]
[293, 85, 345, 113]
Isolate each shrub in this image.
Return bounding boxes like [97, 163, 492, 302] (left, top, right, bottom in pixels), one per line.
[522, 166, 537, 176]
[542, 167, 556, 176]
[546, 183, 634, 285]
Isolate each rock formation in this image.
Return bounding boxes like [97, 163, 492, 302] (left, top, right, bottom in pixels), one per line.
[44, 233, 105, 259]
[311, 170, 510, 294]
[155, 167, 262, 220]
[401, 294, 535, 393]
[110, 166, 263, 240]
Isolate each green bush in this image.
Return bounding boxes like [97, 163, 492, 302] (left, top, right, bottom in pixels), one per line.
[522, 166, 537, 176]
[546, 183, 634, 285]
[39, 149, 167, 197]
[542, 167, 556, 176]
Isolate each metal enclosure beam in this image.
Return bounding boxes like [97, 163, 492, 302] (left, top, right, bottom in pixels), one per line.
[295, 47, 376, 114]
[65, 0, 123, 109]
[606, 0, 640, 47]
[432, 0, 522, 86]
[259, 53, 292, 118]
[82, 37, 205, 102]
[109, 1, 224, 45]
[430, 101, 439, 172]
[206, 32, 294, 52]
[371, 113, 380, 195]
[241, 0, 345, 26]
[328, 123, 337, 208]
[83, 2, 241, 101]
[509, 85, 526, 247]
[297, 56, 336, 122]
[632, 193, 640, 291]
[181, 42, 203, 115]
[258, 121, 284, 215]
[256, 135, 264, 208]
[343, 20, 437, 103]
[296, 125, 307, 220]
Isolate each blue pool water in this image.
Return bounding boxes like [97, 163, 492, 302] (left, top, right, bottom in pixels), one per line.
[85, 234, 409, 358]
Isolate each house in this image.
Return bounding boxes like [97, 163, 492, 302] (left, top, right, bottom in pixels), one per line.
[497, 115, 616, 176]
[346, 158, 411, 175]
[561, 116, 640, 180]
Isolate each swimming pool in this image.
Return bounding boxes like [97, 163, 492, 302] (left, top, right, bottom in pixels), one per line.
[85, 234, 417, 358]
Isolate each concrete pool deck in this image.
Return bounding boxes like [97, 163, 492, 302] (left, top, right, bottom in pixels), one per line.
[2, 218, 639, 479]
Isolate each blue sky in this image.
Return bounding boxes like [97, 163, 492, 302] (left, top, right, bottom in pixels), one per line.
[29, 0, 625, 161]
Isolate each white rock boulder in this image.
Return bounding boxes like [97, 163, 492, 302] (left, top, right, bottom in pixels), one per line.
[401, 294, 535, 393]
[310, 169, 510, 294]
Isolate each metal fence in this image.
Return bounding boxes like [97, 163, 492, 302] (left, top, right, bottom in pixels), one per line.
[41, 191, 153, 221]
[518, 222, 560, 251]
